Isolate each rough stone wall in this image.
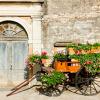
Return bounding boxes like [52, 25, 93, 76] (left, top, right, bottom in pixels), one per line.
[42, 0, 100, 55]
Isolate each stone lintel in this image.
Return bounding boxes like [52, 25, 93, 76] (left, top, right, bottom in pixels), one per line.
[0, 0, 44, 3]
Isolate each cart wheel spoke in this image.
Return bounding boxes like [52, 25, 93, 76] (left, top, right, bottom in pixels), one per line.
[75, 67, 100, 95]
[66, 85, 82, 94]
[91, 82, 98, 93]
[38, 85, 62, 97]
[65, 73, 82, 95]
[93, 81, 100, 87]
[90, 83, 92, 94]
[83, 85, 88, 94]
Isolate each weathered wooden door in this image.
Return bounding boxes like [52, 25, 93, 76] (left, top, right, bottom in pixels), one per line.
[0, 41, 28, 88]
[0, 21, 28, 88]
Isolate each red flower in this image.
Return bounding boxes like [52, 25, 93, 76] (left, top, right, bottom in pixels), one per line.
[41, 51, 47, 55]
[85, 61, 92, 65]
[75, 50, 81, 55]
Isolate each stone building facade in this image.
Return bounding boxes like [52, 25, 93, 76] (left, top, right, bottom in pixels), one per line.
[43, 0, 100, 55]
[0, 0, 100, 88]
[0, 0, 44, 88]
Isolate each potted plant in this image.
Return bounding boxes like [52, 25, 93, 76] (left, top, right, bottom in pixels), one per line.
[53, 51, 69, 72]
[53, 51, 68, 61]
[25, 53, 41, 78]
[26, 54, 41, 69]
[26, 51, 49, 68]
[25, 51, 49, 78]
[41, 71, 66, 87]
[66, 42, 100, 54]
[39, 71, 66, 96]
[41, 51, 49, 64]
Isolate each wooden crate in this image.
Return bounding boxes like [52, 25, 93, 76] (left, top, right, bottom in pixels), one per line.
[54, 60, 80, 73]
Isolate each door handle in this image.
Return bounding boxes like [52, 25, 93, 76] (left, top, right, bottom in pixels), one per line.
[10, 65, 12, 70]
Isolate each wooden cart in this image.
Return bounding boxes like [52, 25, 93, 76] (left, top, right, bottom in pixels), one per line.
[7, 44, 100, 96]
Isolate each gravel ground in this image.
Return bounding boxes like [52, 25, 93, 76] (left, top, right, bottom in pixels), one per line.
[0, 87, 100, 100]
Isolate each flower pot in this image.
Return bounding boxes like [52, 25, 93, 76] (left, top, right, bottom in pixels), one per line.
[81, 50, 86, 54]
[68, 48, 75, 55]
[92, 49, 96, 53]
[94, 47, 100, 53]
[42, 59, 46, 64]
[98, 47, 100, 53]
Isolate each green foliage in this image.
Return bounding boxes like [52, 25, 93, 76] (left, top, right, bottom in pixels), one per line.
[41, 71, 66, 87]
[41, 54, 49, 59]
[26, 51, 49, 67]
[93, 43, 100, 48]
[28, 54, 41, 63]
[26, 54, 41, 68]
[53, 52, 68, 61]
[67, 43, 100, 75]
[66, 43, 100, 51]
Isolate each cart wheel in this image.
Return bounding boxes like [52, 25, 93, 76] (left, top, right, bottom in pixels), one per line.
[65, 73, 82, 95]
[75, 67, 100, 96]
[39, 85, 64, 96]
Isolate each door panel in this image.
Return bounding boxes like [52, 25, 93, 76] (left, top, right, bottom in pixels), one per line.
[11, 41, 28, 83]
[0, 42, 8, 69]
[12, 41, 28, 69]
[0, 42, 8, 86]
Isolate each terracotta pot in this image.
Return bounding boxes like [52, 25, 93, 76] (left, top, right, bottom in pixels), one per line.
[98, 47, 100, 53]
[95, 47, 100, 53]
[90, 49, 96, 53]
[42, 59, 46, 64]
[68, 48, 75, 55]
[81, 50, 86, 54]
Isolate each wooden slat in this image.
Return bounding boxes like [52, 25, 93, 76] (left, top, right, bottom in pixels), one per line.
[54, 42, 73, 47]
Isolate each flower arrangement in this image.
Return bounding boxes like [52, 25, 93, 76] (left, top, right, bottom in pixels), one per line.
[26, 54, 41, 69]
[41, 51, 49, 59]
[67, 43, 100, 74]
[66, 43, 100, 54]
[26, 51, 49, 68]
[53, 51, 68, 61]
[41, 71, 66, 87]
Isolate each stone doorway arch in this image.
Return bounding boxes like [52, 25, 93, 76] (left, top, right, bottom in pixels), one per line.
[0, 21, 28, 88]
